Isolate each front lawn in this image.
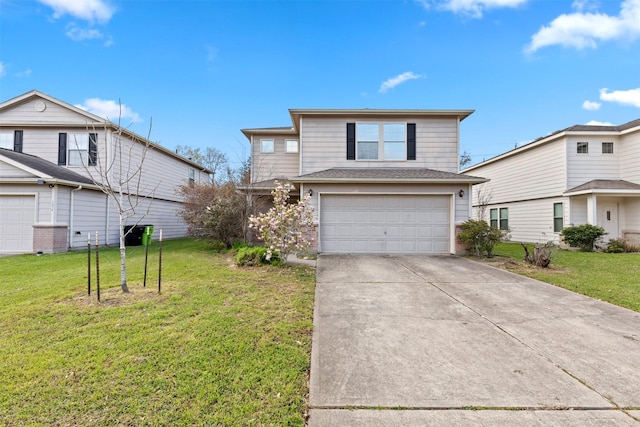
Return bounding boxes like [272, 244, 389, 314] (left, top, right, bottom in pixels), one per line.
[0, 239, 315, 426]
[485, 243, 640, 312]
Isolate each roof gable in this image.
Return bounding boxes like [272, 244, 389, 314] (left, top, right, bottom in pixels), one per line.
[464, 117, 640, 172]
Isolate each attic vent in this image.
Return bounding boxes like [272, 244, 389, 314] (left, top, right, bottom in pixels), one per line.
[34, 101, 46, 112]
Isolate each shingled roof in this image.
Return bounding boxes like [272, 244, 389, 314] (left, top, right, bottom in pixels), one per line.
[565, 179, 640, 194]
[0, 148, 95, 185]
[291, 167, 487, 183]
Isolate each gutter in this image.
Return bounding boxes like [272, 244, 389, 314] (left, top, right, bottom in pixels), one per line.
[69, 185, 83, 248]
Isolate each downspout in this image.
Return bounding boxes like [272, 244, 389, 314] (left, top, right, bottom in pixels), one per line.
[69, 185, 83, 248]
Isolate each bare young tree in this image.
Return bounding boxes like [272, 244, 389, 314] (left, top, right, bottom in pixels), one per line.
[475, 185, 493, 221]
[78, 111, 156, 293]
[459, 149, 472, 169]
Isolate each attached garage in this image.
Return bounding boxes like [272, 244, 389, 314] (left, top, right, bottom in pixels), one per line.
[0, 195, 35, 253]
[320, 194, 451, 254]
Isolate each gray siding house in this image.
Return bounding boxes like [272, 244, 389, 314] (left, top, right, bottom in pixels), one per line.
[242, 109, 486, 254]
[463, 119, 640, 246]
[0, 90, 212, 254]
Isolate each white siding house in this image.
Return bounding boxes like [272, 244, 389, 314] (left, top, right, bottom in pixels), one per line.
[241, 109, 486, 255]
[0, 90, 212, 254]
[463, 119, 640, 246]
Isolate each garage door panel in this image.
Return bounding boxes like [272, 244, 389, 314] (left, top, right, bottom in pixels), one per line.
[0, 195, 35, 253]
[320, 194, 451, 254]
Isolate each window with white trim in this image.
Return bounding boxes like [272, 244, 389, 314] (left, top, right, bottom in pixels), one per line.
[499, 208, 509, 230]
[285, 140, 298, 153]
[356, 122, 406, 161]
[602, 142, 614, 154]
[0, 132, 13, 149]
[577, 142, 589, 154]
[68, 133, 89, 166]
[553, 203, 563, 232]
[260, 139, 274, 153]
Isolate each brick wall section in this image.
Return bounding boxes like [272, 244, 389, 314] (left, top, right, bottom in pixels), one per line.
[33, 224, 68, 254]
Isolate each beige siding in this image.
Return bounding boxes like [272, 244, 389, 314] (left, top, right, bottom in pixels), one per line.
[477, 198, 567, 244]
[300, 117, 459, 175]
[0, 98, 102, 125]
[471, 140, 566, 204]
[567, 136, 621, 188]
[0, 159, 34, 176]
[619, 128, 640, 183]
[251, 134, 300, 182]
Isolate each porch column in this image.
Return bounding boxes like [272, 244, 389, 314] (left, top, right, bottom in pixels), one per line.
[587, 194, 597, 225]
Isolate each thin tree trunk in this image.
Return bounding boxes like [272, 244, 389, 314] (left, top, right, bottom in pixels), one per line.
[119, 192, 129, 293]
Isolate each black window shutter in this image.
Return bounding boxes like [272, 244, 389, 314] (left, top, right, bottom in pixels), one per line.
[13, 130, 23, 153]
[407, 123, 416, 160]
[58, 133, 67, 165]
[89, 133, 98, 166]
[346, 123, 356, 160]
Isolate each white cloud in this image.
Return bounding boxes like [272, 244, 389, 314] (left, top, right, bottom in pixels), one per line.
[526, 0, 640, 53]
[417, 0, 526, 18]
[17, 68, 32, 78]
[379, 72, 424, 93]
[66, 24, 104, 41]
[0, 62, 5, 77]
[38, 0, 115, 23]
[75, 98, 142, 123]
[599, 87, 640, 108]
[582, 100, 601, 110]
[585, 120, 614, 126]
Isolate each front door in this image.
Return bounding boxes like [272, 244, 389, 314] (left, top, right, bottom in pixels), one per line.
[599, 204, 619, 240]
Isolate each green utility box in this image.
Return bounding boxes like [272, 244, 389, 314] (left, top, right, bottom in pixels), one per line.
[142, 225, 154, 246]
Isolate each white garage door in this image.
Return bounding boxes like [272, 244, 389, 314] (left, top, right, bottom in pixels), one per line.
[320, 194, 451, 254]
[0, 195, 35, 253]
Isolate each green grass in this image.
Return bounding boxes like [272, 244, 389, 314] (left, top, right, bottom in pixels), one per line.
[0, 239, 315, 426]
[487, 242, 640, 312]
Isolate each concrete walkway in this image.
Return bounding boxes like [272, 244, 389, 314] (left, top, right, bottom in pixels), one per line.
[308, 255, 640, 426]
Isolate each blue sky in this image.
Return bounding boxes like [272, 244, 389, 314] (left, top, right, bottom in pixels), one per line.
[1, 0, 639, 167]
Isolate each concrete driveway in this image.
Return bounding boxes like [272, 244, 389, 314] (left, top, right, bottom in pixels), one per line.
[308, 255, 640, 426]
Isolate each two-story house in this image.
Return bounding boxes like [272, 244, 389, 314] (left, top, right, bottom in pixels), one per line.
[241, 109, 486, 254]
[463, 119, 640, 246]
[0, 90, 212, 254]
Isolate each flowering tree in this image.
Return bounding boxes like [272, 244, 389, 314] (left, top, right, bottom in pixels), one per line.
[248, 181, 315, 263]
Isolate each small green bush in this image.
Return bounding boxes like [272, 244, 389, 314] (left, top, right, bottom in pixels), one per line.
[560, 224, 606, 251]
[208, 240, 228, 253]
[235, 246, 280, 266]
[458, 219, 506, 257]
[605, 238, 639, 253]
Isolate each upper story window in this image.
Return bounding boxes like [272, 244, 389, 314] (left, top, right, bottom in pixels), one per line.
[58, 132, 97, 166]
[355, 122, 406, 161]
[577, 142, 589, 154]
[0, 132, 13, 149]
[602, 142, 614, 154]
[260, 139, 274, 153]
[0, 130, 23, 152]
[347, 122, 416, 161]
[188, 168, 195, 185]
[285, 140, 298, 153]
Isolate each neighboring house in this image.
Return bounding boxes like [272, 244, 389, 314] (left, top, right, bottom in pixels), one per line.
[463, 119, 640, 246]
[241, 109, 486, 254]
[0, 90, 212, 254]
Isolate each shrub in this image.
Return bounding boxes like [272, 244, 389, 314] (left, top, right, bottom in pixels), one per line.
[235, 246, 280, 266]
[605, 238, 639, 253]
[458, 219, 506, 257]
[178, 181, 246, 247]
[560, 224, 606, 252]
